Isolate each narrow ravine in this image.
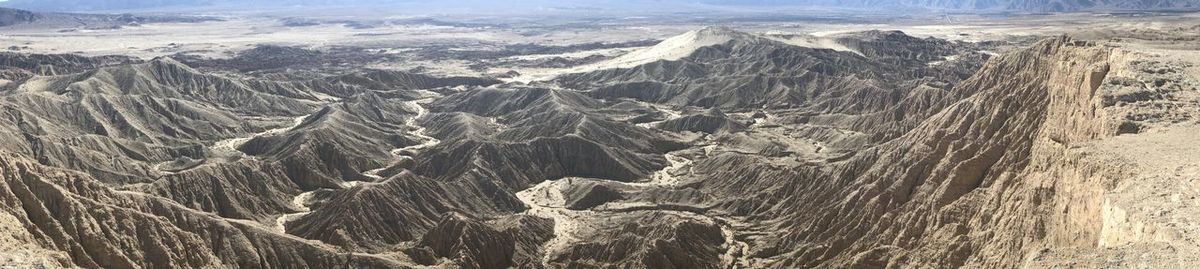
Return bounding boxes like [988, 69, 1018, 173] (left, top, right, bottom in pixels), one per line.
[717, 216, 754, 268]
[232, 112, 325, 234]
[278, 93, 445, 232]
[636, 104, 684, 129]
[517, 144, 756, 267]
[154, 113, 313, 175]
[278, 93, 446, 232]
[210, 114, 311, 159]
[515, 178, 596, 267]
[364, 94, 441, 180]
[516, 148, 696, 263]
[274, 190, 318, 233]
[629, 151, 691, 187]
[143, 100, 331, 234]
[274, 178, 370, 233]
[391, 97, 441, 155]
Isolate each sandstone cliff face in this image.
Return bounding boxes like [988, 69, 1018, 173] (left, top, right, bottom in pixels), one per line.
[692, 37, 1132, 268]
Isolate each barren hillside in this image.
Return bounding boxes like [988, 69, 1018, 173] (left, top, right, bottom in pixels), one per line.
[1, 5, 1200, 268]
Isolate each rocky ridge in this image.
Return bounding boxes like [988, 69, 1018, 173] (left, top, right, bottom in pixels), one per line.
[0, 25, 1196, 269]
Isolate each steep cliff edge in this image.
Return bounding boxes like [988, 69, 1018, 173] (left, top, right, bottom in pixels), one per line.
[1023, 45, 1200, 268]
[695, 36, 1140, 268]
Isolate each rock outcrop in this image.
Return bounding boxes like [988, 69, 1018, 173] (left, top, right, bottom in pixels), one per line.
[695, 36, 1125, 268]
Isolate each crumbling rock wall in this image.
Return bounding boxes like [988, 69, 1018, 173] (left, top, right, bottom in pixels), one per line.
[703, 36, 1130, 268]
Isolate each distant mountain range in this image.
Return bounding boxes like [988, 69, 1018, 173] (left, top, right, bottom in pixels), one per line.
[0, 7, 38, 26]
[0, 0, 395, 12]
[1, 0, 211, 12]
[2, 0, 1199, 13]
[0, 6, 218, 29]
[707, 0, 1200, 12]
